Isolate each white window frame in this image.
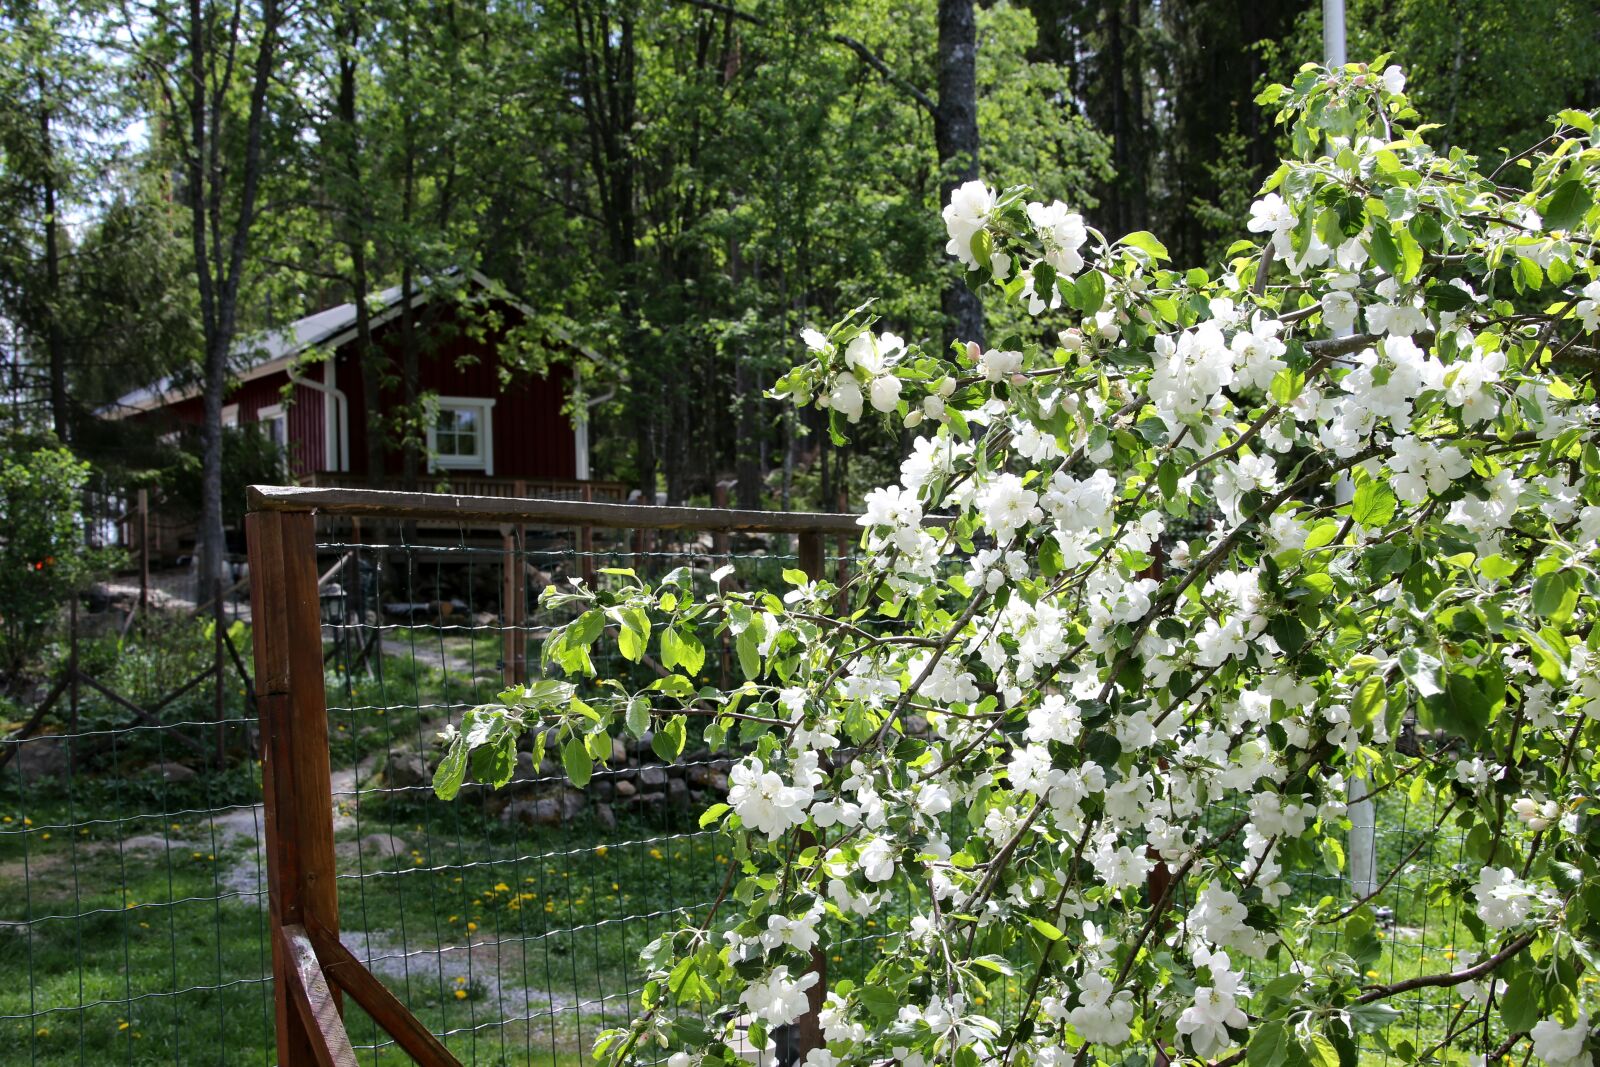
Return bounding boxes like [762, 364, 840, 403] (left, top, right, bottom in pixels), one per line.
[257, 403, 289, 450]
[427, 396, 496, 476]
[222, 404, 240, 428]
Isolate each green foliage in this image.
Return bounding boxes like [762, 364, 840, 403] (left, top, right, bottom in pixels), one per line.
[0, 440, 119, 684]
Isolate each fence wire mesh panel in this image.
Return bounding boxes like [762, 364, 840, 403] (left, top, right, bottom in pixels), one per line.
[0, 600, 272, 1064]
[305, 508, 855, 1066]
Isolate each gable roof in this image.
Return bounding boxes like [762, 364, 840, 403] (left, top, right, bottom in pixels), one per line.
[108, 270, 553, 416]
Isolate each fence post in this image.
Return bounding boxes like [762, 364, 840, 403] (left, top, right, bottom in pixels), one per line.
[138, 487, 150, 616]
[793, 529, 827, 1061]
[501, 525, 527, 686]
[247, 506, 343, 1067]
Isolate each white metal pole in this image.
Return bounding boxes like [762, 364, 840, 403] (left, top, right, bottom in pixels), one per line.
[1323, 0, 1347, 67]
[1322, 0, 1377, 901]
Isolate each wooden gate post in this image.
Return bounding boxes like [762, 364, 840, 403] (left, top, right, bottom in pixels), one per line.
[247, 507, 343, 1067]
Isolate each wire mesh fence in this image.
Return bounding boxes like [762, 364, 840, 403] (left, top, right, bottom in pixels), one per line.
[2, 489, 1485, 1065]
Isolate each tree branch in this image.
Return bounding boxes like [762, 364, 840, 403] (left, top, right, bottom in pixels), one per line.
[677, 0, 938, 116]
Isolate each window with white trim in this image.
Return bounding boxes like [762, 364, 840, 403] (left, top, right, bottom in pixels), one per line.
[257, 403, 288, 449]
[427, 397, 495, 475]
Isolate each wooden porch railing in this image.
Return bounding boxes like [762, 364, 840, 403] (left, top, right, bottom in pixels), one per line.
[306, 471, 630, 505]
[246, 484, 860, 1065]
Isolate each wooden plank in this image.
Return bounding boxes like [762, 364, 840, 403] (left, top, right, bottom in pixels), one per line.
[248, 483, 878, 534]
[278, 924, 359, 1067]
[250, 509, 344, 1066]
[307, 918, 463, 1067]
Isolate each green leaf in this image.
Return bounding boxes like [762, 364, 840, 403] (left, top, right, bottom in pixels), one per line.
[857, 986, 899, 1022]
[1071, 270, 1107, 314]
[1368, 225, 1400, 276]
[1306, 1034, 1340, 1067]
[1121, 230, 1170, 261]
[1248, 1021, 1287, 1067]
[572, 609, 605, 646]
[663, 628, 706, 676]
[698, 803, 730, 829]
[1303, 520, 1340, 551]
[1543, 181, 1593, 232]
[1501, 970, 1541, 1033]
[1028, 917, 1065, 941]
[970, 228, 994, 270]
[1532, 570, 1577, 622]
[736, 625, 761, 680]
[652, 715, 687, 762]
[432, 737, 469, 801]
[625, 697, 651, 739]
[1351, 480, 1397, 528]
[1157, 460, 1179, 500]
[562, 735, 593, 788]
[1351, 677, 1386, 729]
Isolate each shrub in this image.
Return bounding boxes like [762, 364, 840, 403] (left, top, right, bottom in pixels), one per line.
[0, 441, 119, 686]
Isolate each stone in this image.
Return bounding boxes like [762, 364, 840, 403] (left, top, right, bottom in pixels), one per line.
[613, 779, 637, 798]
[610, 738, 628, 765]
[503, 797, 564, 827]
[593, 803, 617, 831]
[7, 736, 71, 780]
[667, 778, 690, 806]
[639, 766, 667, 790]
[558, 789, 588, 818]
[590, 779, 614, 800]
[687, 764, 712, 788]
[147, 760, 196, 783]
[383, 749, 431, 790]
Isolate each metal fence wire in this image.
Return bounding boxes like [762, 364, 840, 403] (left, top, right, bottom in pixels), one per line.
[2, 489, 1480, 1065]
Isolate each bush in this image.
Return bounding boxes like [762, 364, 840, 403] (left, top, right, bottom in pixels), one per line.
[0, 441, 119, 686]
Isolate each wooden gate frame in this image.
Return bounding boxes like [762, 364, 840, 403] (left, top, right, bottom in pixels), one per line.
[246, 484, 860, 1066]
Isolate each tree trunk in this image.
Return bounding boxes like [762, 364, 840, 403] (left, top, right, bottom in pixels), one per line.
[336, 2, 384, 486]
[39, 98, 67, 442]
[735, 353, 762, 509]
[936, 0, 984, 350]
[187, 0, 282, 596]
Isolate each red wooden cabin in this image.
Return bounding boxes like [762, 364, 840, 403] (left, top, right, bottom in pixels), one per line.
[109, 271, 624, 557]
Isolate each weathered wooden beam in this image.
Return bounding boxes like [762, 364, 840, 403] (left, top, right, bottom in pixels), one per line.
[308, 917, 463, 1067]
[248, 483, 875, 534]
[278, 924, 359, 1067]
[249, 509, 343, 1066]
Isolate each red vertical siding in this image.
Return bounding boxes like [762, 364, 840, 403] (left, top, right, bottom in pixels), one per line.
[335, 299, 575, 481]
[232, 372, 325, 477]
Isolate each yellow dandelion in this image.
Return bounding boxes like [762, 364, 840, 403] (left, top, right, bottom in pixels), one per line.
[1365, 970, 1381, 979]
[40, 832, 50, 840]
[36, 1027, 48, 1037]
[119, 1021, 130, 1031]
[494, 882, 510, 892]
[650, 849, 663, 860]
[467, 921, 478, 932]
[454, 989, 467, 1000]
[596, 846, 608, 857]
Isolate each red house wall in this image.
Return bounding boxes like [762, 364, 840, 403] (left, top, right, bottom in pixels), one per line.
[336, 299, 575, 481]
[156, 376, 325, 478]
